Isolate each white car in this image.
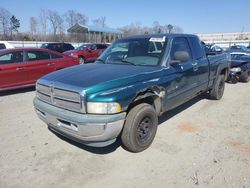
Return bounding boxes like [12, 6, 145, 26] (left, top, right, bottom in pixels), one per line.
[0, 41, 14, 50]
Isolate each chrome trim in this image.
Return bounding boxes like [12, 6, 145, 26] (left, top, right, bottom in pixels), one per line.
[36, 80, 86, 113]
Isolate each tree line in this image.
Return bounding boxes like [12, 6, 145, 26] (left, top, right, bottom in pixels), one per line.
[0, 7, 183, 42]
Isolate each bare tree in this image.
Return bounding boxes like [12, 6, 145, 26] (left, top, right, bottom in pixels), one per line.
[39, 9, 48, 37]
[92, 16, 106, 27]
[30, 17, 38, 36]
[152, 21, 164, 34]
[172, 25, 183, 33]
[47, 10, 64, 38]
[167, 24, 173, 33]
[65, 10, 88, 27]
[0, 8, 11, 36]
[120, 21, 183, 36]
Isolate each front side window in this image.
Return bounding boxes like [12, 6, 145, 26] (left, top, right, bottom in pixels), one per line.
[169, 37, 192, 63]
[90, 45, 97, 50]
[77, 44, 89, 50]
[97, 44, 108, 49]
[98, 36, 166, 66]
[0, 51, 24, 65]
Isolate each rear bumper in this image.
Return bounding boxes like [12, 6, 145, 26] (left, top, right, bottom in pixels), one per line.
[33, 97, 126, 147]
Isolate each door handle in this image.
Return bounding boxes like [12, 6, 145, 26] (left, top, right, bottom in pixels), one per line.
[192, 62, 198, 71]
[16, 67, 25, 71]
[47, 63, 55, 66]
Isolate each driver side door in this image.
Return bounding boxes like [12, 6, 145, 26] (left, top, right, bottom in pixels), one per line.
[164, 37, 197, 111]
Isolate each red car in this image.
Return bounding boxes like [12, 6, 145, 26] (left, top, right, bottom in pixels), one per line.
[0, 48, 79, 92]
[64, 43, 109, 64]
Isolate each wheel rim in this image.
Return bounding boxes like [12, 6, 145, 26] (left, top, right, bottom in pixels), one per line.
[136, 116, 153, 145]
[218, 79, 225, 97]
[79, 58, 85, 64]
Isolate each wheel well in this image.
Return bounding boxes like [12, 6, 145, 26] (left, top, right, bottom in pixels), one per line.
[78, 55, 84, 59]
[127, 95, 161, 116]
[220, 68, 228, 80]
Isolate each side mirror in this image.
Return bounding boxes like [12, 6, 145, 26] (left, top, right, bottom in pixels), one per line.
[171, 51, 189, 64]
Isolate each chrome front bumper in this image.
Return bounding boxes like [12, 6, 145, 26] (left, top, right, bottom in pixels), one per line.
[33, 97, 126, 147]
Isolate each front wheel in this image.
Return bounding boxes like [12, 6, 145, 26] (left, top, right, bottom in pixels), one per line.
[79, 56, 86, 64]
[208, 74, 225, 100]
[121, 103, 158, 153]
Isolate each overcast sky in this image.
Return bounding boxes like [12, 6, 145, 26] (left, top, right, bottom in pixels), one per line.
[1, 0, 250, 34]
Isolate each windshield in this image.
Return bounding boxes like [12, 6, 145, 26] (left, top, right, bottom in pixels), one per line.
[97, 37, 166, 66]
[77, 44, 89, 50]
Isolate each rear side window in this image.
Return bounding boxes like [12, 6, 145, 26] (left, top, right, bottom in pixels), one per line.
[170, 37, 192, 62]
[189, 37, 205, 60]
[27, 50, 50, 61]
[0, 43, 6, 50]
[51, 53, 63, 59]
[0, 51, 24, 65]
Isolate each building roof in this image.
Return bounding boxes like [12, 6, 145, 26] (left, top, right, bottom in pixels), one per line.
[67, 24, 123, 34]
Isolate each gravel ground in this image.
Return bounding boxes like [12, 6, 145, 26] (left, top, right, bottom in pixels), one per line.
[0, 82, 250, 188]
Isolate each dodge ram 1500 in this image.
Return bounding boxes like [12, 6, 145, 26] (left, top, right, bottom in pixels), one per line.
[34, 34, 229, 152]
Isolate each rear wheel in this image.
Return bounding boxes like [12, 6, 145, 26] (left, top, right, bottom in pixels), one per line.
[121, 103, 158, 153]
[208, 74, 225, 100]
[240, 70, 250, 83]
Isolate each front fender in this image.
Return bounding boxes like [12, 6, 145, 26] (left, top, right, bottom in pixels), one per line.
[87, 81, 165, 113]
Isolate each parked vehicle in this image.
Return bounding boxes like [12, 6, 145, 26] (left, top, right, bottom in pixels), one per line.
[0, 48, 79, 92]
[228, 52, 250, 83]
[0, 41, 14, 50]
[41, 42, 74, 53]
[204, 43, 224, 56]
[64, 43, 109, 64]
[229, 45, 248, 52]
[34, 34, 229, 152]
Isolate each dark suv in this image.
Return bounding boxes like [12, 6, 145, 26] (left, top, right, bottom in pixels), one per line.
[41, 43, 74, 53]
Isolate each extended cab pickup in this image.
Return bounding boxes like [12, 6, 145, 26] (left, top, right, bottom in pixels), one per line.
[34, 34, 229, 152]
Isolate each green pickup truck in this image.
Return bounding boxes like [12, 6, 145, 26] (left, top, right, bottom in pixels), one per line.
[34, 34, 229, 152]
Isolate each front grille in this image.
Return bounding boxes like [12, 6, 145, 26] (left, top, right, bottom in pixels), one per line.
[36, 83, 85, 113]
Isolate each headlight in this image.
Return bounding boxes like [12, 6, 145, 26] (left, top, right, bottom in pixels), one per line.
[87, 102, 122, 114]
[230, 67, 241, 72]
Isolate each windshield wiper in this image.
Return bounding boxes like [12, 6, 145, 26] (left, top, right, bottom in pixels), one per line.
[96, 59, 105, 63]
[121, 59, 137, 66]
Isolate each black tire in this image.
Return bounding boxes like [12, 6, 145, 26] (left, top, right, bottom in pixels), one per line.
[240, 70, 250, 83]
[121, 103, 158, 153]
[79, 56, 86, 64]
[208, 74, 225, 100]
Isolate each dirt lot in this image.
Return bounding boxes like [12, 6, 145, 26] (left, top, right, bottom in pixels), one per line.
[0, 82, 250, 188]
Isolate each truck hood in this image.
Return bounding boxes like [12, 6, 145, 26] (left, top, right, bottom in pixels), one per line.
[39, 63, 163, 93]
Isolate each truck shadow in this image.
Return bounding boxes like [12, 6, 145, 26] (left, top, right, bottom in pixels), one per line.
[49, 128, 122, 155]
[159, 95, 204, 124]
[0, 87, 35, 96]
[50, 95, 205, 154]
